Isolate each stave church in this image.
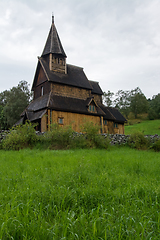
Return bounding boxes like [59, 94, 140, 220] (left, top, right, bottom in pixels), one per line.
[20, 16, 126, 134]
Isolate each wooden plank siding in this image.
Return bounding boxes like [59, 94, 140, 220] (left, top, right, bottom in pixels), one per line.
[34, 81, 50, 99]
[41, 109, 124, 134]
[51, 83, 91, 100]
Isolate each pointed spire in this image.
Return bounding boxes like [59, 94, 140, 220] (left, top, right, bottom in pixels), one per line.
[41, 15, 67, 57]
[52, 13, 54, 24]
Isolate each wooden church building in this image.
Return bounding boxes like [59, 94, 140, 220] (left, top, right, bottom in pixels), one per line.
[20, 17, 126, 134]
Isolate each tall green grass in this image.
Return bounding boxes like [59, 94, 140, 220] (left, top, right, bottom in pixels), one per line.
[0, 148, 160, 239]
[125, 119, 160, 135]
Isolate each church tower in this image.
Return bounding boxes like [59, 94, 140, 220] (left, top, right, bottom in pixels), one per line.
[41, 16, 67, 74]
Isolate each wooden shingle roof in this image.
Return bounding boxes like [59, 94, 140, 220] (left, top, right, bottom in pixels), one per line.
[22, 93, 105, 117]
[32, 59, 93, 91]
[42, 17, 67, 57]
[107, 107, 127, 123]
[99, 104, 115, 121]
[99, 104, 127, 123]
[89, 80, 103, 95]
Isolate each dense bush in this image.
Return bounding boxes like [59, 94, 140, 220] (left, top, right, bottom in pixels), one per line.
[127, 132, 150, 150]
[80, 122, 109, 149]
[80, 122, 100, 139]
[45, 122, 109, 149]
[1, 122, 110, 150]
[44, 124, 74, 149]
[2, 121, 38, 150]
[152, 139, 160, 152]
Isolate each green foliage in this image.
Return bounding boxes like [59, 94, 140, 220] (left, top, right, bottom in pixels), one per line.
[81, 121, 100, 140]
[0, 148, 160, 239]
[103, 87, 160, 120]
[110, 87, 149, 119]
[0, 80, 32, 129]
[80, 122, 109, 149]
[2, 121, 37, 150]
[127, 132, 150, 150]
[0, 105, 8, 130]
[93, 134, 110, 149]
[44, 122, 109, 149]
[70, 133, 88, 149]
[1, 122, 109, 150]
[152, 139, 160, 152]
[45, 123, 74, 149]
[148, 107, 157, 120]
[114, 89, 131, 118]
[130, 92, 148, 119]
[148, 93, 160, 120]
[103, 90, 114, 107]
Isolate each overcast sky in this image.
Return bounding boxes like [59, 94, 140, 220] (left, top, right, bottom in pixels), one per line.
[0, 0, 160, 99]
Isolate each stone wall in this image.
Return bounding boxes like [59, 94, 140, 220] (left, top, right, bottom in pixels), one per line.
[106, 133, 160, 145]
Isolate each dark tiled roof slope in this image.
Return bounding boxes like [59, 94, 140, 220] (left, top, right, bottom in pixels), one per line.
[42, 22, 67, 57]
[89, 81, 103, 95]
[23, 93, 105, 117]
[39, 58, 93, 90]
[98, 104, 115, 121]
[99, 104, 127, 122]
[27, 109, 47, 121]
[107, 107, 127, 122]
[27, 93, 50, 112]
[48, 94, 105, 116]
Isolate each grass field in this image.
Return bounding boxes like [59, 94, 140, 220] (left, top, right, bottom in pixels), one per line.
[0, 148, 160, 239]
[125, 119, 160, 135]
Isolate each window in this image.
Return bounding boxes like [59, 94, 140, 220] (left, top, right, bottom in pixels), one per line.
[58, 118, 64, 124]
[114, 123, 118, 128]
[50, 110, 52, 123]
[103, 120, 107, 125]
[41, 86, 44, 96]
[89, 105, 95, 112]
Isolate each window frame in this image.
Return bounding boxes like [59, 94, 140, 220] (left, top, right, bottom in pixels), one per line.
[103, 120, 107, 125]
[41, 86, 44, 96]
[89, 104, 95, 112]
[58, 117, 64, 125]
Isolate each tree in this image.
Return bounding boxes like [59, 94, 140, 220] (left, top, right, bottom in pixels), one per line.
[113, 90, 131, 118]
[103, 90, 114, 107]
[0, 105, 7, 130]
[0, 90, 9, 129]
[0, 81, 32, 129]
[148, 93, 160, 119]
[130, 91, 148, 118]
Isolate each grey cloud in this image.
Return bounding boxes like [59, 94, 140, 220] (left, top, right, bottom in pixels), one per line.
[0, 0, 160, 99]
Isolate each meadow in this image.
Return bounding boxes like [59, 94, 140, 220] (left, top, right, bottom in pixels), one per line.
[125, 119, 160, 135]
[0, 148, 160, 239]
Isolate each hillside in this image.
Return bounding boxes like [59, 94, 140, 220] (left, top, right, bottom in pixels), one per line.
[125, 119, 160, 135]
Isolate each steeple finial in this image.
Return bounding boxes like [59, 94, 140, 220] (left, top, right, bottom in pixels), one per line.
[52, 13, 54, 24]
